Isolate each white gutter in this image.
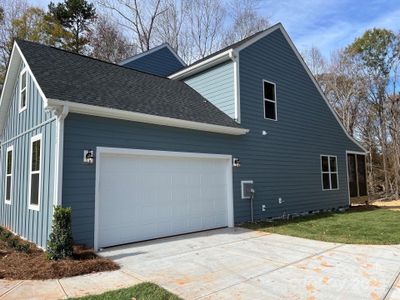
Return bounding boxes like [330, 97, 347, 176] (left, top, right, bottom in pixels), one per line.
[169, 49, 234, 80]
[53, 105, 69, 206]
[47, 98, 249, 136]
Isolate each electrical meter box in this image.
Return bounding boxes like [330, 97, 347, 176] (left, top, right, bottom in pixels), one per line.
[241, 180, 254, 199]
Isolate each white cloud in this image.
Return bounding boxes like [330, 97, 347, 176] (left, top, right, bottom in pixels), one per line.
[261, 0, 400, 57]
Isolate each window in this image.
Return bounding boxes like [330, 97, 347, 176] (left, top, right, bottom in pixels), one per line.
[321, 155, 338, 190]
[263, 80, 277, 120]
[29, 134, 41, 210]
[5, 146, 13, 204]
[19, 68, 28, 112]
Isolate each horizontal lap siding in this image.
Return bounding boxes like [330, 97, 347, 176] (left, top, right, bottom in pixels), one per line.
[184, 62, 235, 118]
[63, 30, 363, 248]
[237, 29, 363, 217]
[0, 62, 56, 248]
[63, 114, 243, 247]
[123, 47, 185, 77]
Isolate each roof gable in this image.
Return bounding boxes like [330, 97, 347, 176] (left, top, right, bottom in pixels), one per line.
[120, 44, 186, 77]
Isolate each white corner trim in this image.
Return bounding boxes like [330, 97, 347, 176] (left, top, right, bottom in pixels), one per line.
[53, 105, 69, 207]
[169, 49, 234, 80]
[231, 50, 241, 123]
[46, 98, 249, 136]
[119, 43, 186, 67]
[28, 133, 42, 211]
[93, 147, 234, 251]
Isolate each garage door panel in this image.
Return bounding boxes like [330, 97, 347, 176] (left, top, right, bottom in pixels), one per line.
[97, 151, 231, 248]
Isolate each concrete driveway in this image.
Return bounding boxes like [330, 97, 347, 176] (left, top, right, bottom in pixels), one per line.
[100, 228, 400, 300]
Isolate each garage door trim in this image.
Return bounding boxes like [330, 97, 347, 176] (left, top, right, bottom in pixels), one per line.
[94, 147, 234, 250]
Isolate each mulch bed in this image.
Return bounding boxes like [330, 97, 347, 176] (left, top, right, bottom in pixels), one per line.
[0, 228, 119, 280]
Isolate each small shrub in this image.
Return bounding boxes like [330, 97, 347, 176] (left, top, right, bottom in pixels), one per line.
[1, 231, 12, 241]
[16, 242, 30, 253]
[7, 237, 19, 248]
[47, 206, 74, 260]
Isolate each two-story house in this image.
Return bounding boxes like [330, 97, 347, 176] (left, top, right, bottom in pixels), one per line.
[0, 23, 367, 250]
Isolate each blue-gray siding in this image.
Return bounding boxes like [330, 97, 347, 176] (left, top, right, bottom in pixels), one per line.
[122, 46, 185, 77]
[62, 28, 364, 248]
[0, 63, 56, 248]
[184, 61, 235, 119]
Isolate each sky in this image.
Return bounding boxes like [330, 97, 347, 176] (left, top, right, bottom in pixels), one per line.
[29, 0, 400, 58]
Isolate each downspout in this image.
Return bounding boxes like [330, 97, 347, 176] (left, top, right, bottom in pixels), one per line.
[54, 105, 69, 207]
[229, 50, 241, 123]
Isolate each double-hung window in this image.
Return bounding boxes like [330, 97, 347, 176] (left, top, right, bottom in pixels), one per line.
[5, 146, 13, 204]
[29, 134, 42, 210]
[19, 68, 28, 112]
[321, 155, 338, 190]
[263, 80, 277, 120]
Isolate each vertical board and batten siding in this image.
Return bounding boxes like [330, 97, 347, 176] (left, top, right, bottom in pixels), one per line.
[184, 61, 235, 119]
[62, 28, 364, 248]
[122, 46, 185, 77]
[0, 62, 56, 248]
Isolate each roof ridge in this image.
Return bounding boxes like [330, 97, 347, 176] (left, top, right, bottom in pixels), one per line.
[15, 39, 173, 80]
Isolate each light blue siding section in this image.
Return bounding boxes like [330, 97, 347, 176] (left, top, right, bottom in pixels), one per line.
[0, 63, 56, 248]
[184, 61, 235, 119]
[123, 46, 185, 77]
[62, 29, 364, 248]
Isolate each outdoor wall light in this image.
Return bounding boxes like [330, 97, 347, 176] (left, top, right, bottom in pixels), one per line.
[233, 158, 241, 167]
[83, 150, 94, 164]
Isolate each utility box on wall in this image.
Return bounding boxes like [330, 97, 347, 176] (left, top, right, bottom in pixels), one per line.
[241, 180, 254, 199]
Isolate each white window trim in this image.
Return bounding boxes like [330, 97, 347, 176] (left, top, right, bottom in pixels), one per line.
[4, 145, 13, 205]
[263, 80, 277, 121]
[19, 67, 28, 113]
[320, 155, 339, 191]
[28, 134, 42, 211]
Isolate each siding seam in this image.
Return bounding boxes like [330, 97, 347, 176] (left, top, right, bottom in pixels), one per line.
[0, 117, 56, 146]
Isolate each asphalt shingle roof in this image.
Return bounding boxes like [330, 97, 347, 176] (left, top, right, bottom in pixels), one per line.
[17, 40, 242, 129]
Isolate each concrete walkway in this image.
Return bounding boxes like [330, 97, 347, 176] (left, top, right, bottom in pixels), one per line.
[0, 228, 399, 299]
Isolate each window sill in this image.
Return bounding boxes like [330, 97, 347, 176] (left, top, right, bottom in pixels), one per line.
[28, 205, 40, 211]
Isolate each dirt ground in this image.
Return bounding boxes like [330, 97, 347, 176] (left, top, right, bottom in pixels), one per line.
[372, 200, 400, 211]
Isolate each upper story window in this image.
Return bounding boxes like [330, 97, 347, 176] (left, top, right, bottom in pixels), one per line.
[29, 134, 42, 210]
[263, 80, 277, 120]
[321, 155, 339, 190]
[19, 68, 28, 112]
[5, 146, 13, 204]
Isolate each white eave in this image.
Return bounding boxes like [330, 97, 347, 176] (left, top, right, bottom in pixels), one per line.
[169, 49, 234, 80]
[46, 98, 249, 136]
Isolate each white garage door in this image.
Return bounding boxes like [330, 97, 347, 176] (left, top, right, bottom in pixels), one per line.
[95, 148, 233, 249]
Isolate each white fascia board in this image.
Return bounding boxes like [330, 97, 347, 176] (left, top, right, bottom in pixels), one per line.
[0, 42, 49, 136]
[168, 49, 234, 80]
[273, 25, 367, 153]
[233, 22, 366, 153]
[47, 98, 249, 135]
[119, 43, 186, 67]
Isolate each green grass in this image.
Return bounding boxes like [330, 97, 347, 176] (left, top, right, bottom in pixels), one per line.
[243, 207, 400, 244]
[71, 282, 181, 300]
